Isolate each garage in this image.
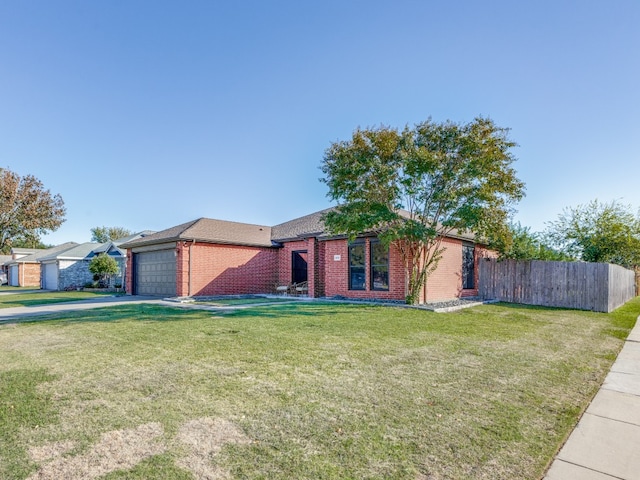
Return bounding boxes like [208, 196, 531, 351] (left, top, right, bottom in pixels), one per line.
[133, 250, 176, 296]
[42, 263, 59, 290]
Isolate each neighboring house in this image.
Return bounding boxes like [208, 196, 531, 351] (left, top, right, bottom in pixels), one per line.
[86, 231, 155, 288]
[6, 244, 78, 287]
[120, 209, 492, 303]
[40, 232, 156, 291]
[40, 242, 103, 290]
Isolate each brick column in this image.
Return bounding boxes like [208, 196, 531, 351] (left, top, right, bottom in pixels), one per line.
[307, 237, 316, 298]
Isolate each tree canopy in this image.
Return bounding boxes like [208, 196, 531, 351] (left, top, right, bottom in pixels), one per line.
[0, 168, 66, 254]
[490, 222, 571, 261]
[545, 199, 640, 269]
[91, 226, 132, 243]
[321, 117, 525, 304]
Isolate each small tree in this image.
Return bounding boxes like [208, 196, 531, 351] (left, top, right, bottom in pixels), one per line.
[91, 226, 132, 243]
[321, 117, 525, 304]
[88, 254, 120, 288]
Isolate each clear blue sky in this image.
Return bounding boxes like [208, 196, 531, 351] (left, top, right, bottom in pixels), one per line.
[1, 1, 638, 245]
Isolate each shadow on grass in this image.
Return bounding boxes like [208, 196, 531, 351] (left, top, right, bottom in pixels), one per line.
[0, 302, 368, 326]
[5, 299, 636, 332]
[488, 298, 640, 340]
[0, 293, 118, 309]
[0, 304, 202, 326]
[485, 301, 583, 312]
[219, 301, 392, 320]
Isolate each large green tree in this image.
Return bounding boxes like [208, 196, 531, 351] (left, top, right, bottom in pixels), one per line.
[545, 199, 640, 269]
[90, 226, 132, 243]
[0, 168, 66, 254]
[321, 117, 525, 304]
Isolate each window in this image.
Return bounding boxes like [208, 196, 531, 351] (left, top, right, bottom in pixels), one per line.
[370, 239, 389, 291]
[462, 244, 475, 289]
[348, 241, 365, 290]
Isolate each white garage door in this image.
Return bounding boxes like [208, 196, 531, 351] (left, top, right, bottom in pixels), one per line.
[42, 263, 59, 290]
[134, 250, 176, 296]
[9, 265, 19, 286]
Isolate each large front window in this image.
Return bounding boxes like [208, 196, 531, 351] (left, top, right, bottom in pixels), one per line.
[370, 240, 389, 291]
[462, 244, 475, 289]
[348, 241, 366, 290]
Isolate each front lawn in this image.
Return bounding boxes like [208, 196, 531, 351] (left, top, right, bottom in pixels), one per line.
[0, 290, 117, 309]
[0, 299, 638, 479]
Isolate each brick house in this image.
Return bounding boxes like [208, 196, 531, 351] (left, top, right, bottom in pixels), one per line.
[120, 209, 491, 303]
[6, 243, 78, 287]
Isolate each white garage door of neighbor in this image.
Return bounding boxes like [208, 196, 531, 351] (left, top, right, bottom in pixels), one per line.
[43, 263, 59, 290]
[9, 265, 19, 286]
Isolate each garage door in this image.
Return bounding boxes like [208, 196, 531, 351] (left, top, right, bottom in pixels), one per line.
[42, 263, 58, 290]
[134, 250, 176, 296]
[9, 265, 19, 286]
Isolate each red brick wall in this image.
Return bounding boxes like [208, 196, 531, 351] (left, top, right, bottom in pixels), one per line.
[123, 235, 492, 301]
[320, 236, 485, 303]
[423, 237, 464, 302]
[423, 238, 493, 302]
[17, 263, 41, 287]
[276, 240, 309, 286]
[315, 240, 326, 297]
[176, 242, 188, 296]
[322, 237, 406, 301]
[182, 242, 278, 296]
[125, 251, 133, 294]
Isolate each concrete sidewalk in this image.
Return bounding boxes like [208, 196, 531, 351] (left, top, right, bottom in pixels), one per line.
[544, 317, 640, 479]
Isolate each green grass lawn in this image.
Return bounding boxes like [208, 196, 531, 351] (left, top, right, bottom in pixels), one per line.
[1, 298, 638, 479]
[0, 290, 117, 309]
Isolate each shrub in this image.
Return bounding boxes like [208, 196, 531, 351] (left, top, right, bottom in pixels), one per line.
[88, 255, 120, 287]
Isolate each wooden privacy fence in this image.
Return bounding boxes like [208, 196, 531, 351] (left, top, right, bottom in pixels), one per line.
[478, 259, 636, 313]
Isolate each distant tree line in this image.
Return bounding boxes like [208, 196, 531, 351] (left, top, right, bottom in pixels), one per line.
[496, 199, 640, 272]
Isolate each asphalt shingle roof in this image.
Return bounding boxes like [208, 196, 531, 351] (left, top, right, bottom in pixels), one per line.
[10, 247, 44, 256]
[271, 208, 334, 242]
[120, 208, 476, 250]
[119, 218, 273, 249]
[8, 242, 79, 264]
[91, 231, 156, 255]
[39, 242, 103, 261]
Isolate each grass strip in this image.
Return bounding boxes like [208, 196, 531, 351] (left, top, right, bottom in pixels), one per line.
[0, 291, 116, 309]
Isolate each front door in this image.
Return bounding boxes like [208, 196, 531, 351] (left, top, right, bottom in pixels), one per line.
[292, 251, 308, 284]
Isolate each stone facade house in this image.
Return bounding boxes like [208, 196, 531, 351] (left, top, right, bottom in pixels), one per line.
[40, 243, 103, 290]
[39, 232, 155, 290]
[121, 209, 491, 303]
